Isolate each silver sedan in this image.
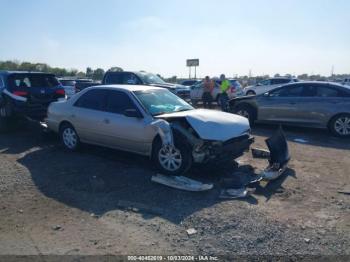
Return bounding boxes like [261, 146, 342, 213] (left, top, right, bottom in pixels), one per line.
[47, 85, 252, 175]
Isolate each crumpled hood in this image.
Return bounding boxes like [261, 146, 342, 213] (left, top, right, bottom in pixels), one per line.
[157, 109, 250, 141]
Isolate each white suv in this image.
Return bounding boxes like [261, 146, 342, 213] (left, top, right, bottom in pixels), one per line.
[244, 77, 299, 95]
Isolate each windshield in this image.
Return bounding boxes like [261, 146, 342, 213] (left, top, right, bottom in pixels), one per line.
[138, 73, 166, 85]
[134, 89, 193, 116]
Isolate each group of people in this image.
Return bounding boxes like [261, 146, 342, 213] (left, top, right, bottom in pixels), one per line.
[201, 74, 231, 112]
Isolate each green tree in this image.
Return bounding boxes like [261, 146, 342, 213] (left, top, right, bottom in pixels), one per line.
[92, 68, 105, 80]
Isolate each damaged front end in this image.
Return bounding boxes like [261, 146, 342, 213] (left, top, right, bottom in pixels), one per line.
[152, 115, 254, 165]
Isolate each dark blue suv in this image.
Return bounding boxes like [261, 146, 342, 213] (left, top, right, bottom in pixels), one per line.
[0, 71, 65, 128]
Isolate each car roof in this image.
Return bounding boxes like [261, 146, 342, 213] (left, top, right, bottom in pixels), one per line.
[0, 70, 55, 76]
[282, 81, 347, 88]
[90, 84, 163, 92]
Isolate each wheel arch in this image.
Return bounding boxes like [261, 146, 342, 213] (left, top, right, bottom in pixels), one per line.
[327, 112, 350, 129]
[234, 102, 258, 121]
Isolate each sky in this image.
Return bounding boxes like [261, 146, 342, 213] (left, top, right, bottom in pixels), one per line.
[0, 0, 349, 78]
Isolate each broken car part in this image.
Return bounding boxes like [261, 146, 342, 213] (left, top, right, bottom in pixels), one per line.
[261, 128, 290, 180]
[251, 147, 271, 159]
[151, 174, 213, 192]
[219, 188, 249, 199]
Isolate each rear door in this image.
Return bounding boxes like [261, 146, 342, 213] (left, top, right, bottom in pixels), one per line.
[71, 89, 109, 144]
[103, 90, 150, 154]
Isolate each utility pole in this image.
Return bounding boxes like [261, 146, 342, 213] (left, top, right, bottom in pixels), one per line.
[331, 65, 334, 77]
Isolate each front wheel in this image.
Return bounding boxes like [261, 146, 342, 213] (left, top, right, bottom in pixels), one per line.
[60, 123, 80, 151]
[152, 136, 192, 176]
[234, 104, 255, 125]
[329, 114, 350, 137]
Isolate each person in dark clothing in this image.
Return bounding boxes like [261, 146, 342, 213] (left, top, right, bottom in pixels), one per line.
[202, 76, 214, 109]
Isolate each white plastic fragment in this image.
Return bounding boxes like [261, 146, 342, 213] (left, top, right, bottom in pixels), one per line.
[151, 174, 213, 192]
[186, 228, 197, 236]
[219, 188, 248, 199]
[294, 138, 308, 143]
[261, 164, 288, 181]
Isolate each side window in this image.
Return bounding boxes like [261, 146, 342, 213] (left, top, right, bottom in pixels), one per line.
[105, 90, 137, 114]
[0, 77, 4, 88]
[74, 89, 106, 111]
[259, 80, 270, 86]
[316, 86, 339, 97]
[270, 85, 303, 97]
[122, 73, 140, 85]
[105, 73, 123, 84]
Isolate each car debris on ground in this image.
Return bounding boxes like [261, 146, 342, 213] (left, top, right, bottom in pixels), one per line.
[186, 228, 197, 236]
[219, 188, 250, 199]
[293, 138, 309, 143]
[151, 128, 290, 201]
[251, 147, 271, 159]
[151, 174, 213, 191]
[337, 185, 350, 195]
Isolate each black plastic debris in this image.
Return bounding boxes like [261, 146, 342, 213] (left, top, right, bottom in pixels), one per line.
[251, 148, 271, 159]
[265, 127, 290, 168]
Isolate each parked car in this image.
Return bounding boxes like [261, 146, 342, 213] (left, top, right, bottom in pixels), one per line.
[102, 71, 190, 100]
[74, 79, 98, 92]
[190, 79, 244, 105]
[47, 85, 253, 175]
[58, 79, 76, 98]
[180, 79, 200, 87]
[0, 71, 65, 129]
[244, 77, 299, 96]
[230, 81, 350, 137]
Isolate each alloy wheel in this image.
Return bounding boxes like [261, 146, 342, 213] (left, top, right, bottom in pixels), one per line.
[158, 145, 182, 172]
[62, 127, 78, 149]
[334, 116, 350, 136]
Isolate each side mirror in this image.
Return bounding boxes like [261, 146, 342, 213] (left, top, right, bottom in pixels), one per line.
[124, 109, 143, 118]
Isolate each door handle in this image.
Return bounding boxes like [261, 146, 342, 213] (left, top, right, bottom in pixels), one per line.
[103, 118, 110, 124]
[289, 102, 297, 105]
[70, 114, 76, 118]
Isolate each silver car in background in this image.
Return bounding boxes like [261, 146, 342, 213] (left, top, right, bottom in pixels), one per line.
[230, 81, 350, 137]
[47, 85, 253, 175]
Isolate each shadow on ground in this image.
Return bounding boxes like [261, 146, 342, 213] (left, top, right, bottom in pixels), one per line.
[1, 121, 296, 224]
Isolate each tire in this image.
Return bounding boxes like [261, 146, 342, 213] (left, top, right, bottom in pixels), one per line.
[246, 90, 256, 96]
[59, 123, 80, 151]
[234, 104, 256, 125]
[152, 134, 193, 176]
[329, 114, 350, 137]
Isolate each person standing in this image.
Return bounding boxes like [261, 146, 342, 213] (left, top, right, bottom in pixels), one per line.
[219, 74, 231, 112]
[202, 76, 214, 109]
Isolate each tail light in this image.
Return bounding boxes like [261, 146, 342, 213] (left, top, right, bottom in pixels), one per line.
[13, 91, 28, 97]
[55, 89, 65, 96]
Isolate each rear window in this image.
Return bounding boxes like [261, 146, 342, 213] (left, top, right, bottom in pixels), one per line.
[8, 74, 59, 89]
[59, 80, 76, 86]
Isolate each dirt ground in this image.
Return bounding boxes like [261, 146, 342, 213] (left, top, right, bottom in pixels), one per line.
[0, 120, 349, 258]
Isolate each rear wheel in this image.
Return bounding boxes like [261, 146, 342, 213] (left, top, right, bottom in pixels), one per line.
[152, 134, 192, 176]
[60, 123, 80, 151]
[329, 114, 350, 137]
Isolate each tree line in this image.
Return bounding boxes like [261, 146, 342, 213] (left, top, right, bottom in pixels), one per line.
[0, 60, 106, 80]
